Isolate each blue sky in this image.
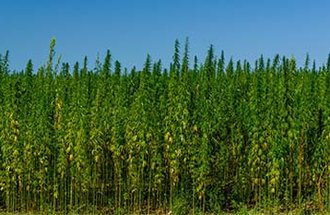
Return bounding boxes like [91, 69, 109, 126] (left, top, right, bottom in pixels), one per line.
[1, 0, 330, 70]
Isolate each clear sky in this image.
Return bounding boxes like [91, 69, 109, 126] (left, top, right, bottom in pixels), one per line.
[1, 0, 330, 71]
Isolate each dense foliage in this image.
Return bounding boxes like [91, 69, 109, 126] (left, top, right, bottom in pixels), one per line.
[1, 39, 330, 214]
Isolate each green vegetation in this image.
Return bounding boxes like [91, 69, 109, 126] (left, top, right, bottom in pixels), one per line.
[1, 38, 330, 214]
